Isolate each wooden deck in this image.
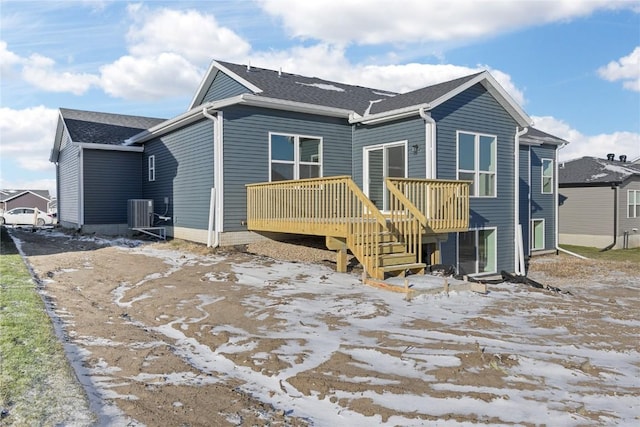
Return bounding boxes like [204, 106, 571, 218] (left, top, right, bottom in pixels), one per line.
[246, 176, 470, 280]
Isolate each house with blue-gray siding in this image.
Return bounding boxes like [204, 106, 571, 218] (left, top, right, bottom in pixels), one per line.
[51, 60, 568, 278]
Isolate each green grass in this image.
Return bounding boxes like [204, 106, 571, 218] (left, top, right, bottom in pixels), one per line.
[0, 227, 75, 422]
[560, 244, 640, 263]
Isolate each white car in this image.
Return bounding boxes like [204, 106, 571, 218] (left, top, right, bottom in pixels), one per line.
[0, 207, 54, 226]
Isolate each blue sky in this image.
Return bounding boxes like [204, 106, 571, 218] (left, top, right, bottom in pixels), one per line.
[1, 0, 639, 198]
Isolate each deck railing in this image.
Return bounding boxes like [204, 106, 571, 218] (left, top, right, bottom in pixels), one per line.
[387, 178, 470, 233]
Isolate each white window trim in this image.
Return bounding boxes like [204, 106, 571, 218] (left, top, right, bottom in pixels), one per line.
[541, 158, 553, 194]
[268, 132, 323, 181]
[531, 218, 545, 251]
[148, 155, 155, 182]
[629, 189, 640, 218]
[456, 131, 497, 198]
[457, 227, 498, 276]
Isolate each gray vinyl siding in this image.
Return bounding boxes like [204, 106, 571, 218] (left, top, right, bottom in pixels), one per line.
[530, 144, 557, 250]
[519, 145, 531, 256]
[83, 150, 142, 224]
[434, 83, 518, 273]
[143, 120, 214, 231]
[57, 127, 80, 225]
[619, 177, 640, 234]
[4, 193, 49, 212]
[352, 116, 425, 188]
[201, 71, 251, 105]
[559, 186, 613, 235]
[222, 105, 352, 232]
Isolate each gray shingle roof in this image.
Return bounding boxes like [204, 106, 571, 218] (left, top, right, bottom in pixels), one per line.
[216, 60, 399, 116]
[368, 72, 484, 114]
[559, 156, 640, 186]
[60, 108, 166, 145]
[521, 127, 569, 146]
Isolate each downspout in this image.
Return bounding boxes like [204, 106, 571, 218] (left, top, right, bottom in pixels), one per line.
[78, 146, 84, 229]
[419, 107, 436, 179]
[600, 183, 619, 251]
[202, 107, 222, 248]
[514, 126, 528, 275]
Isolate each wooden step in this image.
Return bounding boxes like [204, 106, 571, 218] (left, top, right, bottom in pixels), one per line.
[378, 242, 406, 254]
[381, 262, 427, 276]
[378, 252, 416, 267]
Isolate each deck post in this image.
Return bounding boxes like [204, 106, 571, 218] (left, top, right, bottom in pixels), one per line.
[326, 236, 348, 273]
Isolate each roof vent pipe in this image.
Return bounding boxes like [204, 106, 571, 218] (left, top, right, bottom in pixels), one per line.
[278, 67, 282, 77]
[246, 62, 251, 72]
[607, 153, 615, 161]
[620, 154, 627, 162]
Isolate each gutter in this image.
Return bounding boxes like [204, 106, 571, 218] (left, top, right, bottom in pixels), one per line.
[202, 107, 223, 248]
[419, 107, 436, 179]
[600, 183, 619, 252]
[515, 126, 528, 275]
[350, 103, 431, 125]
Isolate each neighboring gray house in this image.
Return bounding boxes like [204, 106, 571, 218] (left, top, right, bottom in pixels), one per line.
[52, 60, 567, 278]
[0, 189, 51, 213]
[559, 155, 640, 249]
[50, 108, 165, 234]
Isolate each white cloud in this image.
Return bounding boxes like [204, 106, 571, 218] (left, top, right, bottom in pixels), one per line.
[126, 5, 251, 66]
[0, 106, 58, 158]
[100, 53, 203, 100]
[0, 106, 58, 196]
[597, 46, 640, 92]
[533, 115, 640, 162]
[0, 41, 21, 77]
[21, 53, 100, 95]
[258, 0, 630, 45]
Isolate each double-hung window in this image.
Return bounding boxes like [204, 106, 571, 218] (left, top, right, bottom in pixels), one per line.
[270, 133, 322, 181]
[629, 190, 640, 218]
[457, 131, 496, 197]
[148, 155, 155, 182]
[542, 159, 553, 194]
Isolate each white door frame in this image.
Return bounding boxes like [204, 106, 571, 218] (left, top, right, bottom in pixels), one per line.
[363, 141, 408, 211]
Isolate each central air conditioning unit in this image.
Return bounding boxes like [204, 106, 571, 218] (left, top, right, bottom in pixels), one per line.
[128, 199, 154, 228]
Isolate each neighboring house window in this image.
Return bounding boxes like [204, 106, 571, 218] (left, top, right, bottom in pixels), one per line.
[531, 219, 545, 250]
[148, 155, 155, 182]
[458, 228, 497, 275]
[270, 133, 322, 181]
[457, 131, 496, 197]
[542, 159, 553, 194]
[629, 190, 640, 218]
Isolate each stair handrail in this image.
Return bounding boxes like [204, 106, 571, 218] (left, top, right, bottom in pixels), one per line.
[386, 178, 424, 264]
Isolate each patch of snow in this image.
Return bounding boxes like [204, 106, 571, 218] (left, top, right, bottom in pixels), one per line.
[296, 81, 345, 92]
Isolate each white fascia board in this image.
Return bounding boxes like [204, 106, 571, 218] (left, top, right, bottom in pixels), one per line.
[188, 60, 263, 110]
[3, 190, 50, 203]
[350, 103, 431, 125]
[240, 94, 353, 118]
[75, 142, 144, 152]
[49, 110, 67, 162]
[429, 71, 532, 128]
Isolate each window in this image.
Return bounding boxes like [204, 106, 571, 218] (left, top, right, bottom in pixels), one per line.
[531, 219, 545, 250]
[629, 190, 640, 218]
[457, 131, 496, 197]
[542, 159, 553, 194]
[148, 155, 155, 182]
[458, 228, 497, 275]
[270, 133, 321, 181]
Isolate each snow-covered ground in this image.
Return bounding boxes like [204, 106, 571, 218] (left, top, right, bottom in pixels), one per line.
[11, 229, 640, 426]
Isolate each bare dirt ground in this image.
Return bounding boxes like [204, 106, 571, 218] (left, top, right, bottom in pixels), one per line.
[7, 228, 640, 426]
